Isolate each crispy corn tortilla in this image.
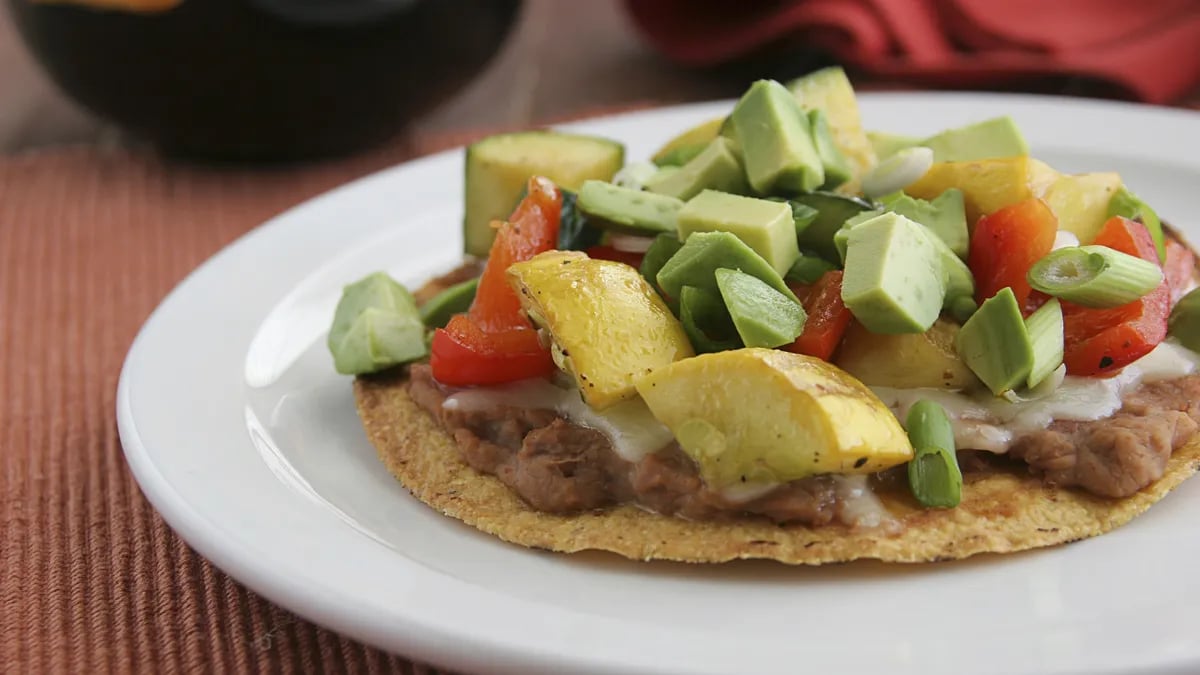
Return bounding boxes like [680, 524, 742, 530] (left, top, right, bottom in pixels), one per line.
[354, 372, 1200, 565]
[356, 226, 1200, 564]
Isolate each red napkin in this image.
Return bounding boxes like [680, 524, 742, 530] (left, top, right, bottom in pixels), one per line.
[623, 0, 1200, 103]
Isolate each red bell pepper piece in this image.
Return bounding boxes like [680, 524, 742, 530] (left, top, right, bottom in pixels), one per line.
[430, 176, 561, 386]
[1061, 216, 1169, 376]
[585, 245, 645, 269]
[784, 270, 852, 361]
[430, 315, 554, 387]
[469, 177, 562, 332]
[968, 198, 1058, 311]
[1163, 238, 1195, 305]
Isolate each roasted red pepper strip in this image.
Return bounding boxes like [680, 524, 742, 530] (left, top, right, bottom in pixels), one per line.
[469, 177, 562, 331]
[1061, 216, 1169, 376]
[430, 176, 561, 386]
[968, 198, 1058, 310]
[1163, 238, 1195, 305]
[430, 315, 554, 387]
[784, 270, 852, 361]
[585, 245, 645, 270]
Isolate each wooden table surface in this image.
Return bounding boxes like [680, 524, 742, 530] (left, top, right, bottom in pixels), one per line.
[0, 0, 747, 155]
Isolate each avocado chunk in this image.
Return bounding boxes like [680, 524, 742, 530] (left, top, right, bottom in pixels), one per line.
[656, 231, 798, 304]
[841, 212, 947, 334]
[1169, 288, 1200, 353]
[639, 233, 683, 296]
[577, 180, 683, 236]
[880, 189, 969, 258]
[677, 190, 801, 276]
[787, 66, 877, 182]
[463, 131, 624, 257]
[328, 272, 427, 375]
[789, 191, 876, 263]
[1024, 298, 1064, 389]
[679, 285, 741, 353]
[714, 268, 806, 348]
[955, 287, 1036, 395]
[936, 242, 975, 309]
[419, 277, 478, 329]
[808, 109, 854, 190]
[868, 131, 921, 160]
[922, 116, 1029, 163]
[833, 208, 885, 264]
[730, 80, 824, 194]
[645, 136, 747, 201]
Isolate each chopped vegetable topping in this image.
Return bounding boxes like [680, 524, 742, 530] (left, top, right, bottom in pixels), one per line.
[1027, 245, 1162, 308]
[1060, 216, 1169, 377]
[430, 176, 561, 386]
[968, 197, 1058, 310]
[905, 400, 962, 508]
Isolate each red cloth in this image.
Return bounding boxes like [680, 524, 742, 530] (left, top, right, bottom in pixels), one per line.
[623, 0, 1200, 103]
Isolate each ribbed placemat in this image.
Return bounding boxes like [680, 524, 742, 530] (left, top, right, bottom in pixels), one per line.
[0, 134, 492, 674]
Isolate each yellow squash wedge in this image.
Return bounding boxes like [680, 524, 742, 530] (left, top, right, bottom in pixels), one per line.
[650, 116, 726, 165]
[835, 318, 980, 390]
[635, 348, 913, 488]
[905, 156, 1058, 225]
[507, 250, 694, 410]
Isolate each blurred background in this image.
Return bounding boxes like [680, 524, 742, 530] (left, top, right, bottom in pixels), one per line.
[0, 1, 723, 154]
[3, 0, 1196, 159]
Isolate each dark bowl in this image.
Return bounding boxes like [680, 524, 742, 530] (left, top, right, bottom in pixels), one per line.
[8, 0, 522, 161]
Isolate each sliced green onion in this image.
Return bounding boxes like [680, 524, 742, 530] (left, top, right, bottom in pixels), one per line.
[1024, 298, 1064, 389]
[861, 146, 934, 198]
[905, 400, 962, 508]
[1027, 245, 1162, 308]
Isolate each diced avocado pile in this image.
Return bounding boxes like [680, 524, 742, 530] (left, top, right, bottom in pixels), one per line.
[506, 68, 1057, 396]
[329, 66, 1187, 403]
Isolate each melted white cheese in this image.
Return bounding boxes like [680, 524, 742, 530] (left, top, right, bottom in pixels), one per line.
[442, 379, 674, 463]
[871, 341, 1200, 453]
[834, 475, 895, 529]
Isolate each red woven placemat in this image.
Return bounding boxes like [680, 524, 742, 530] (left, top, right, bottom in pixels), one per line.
[0, 134, 492, 674]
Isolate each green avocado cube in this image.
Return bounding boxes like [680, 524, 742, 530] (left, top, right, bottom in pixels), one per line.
[922, 116, 1029, 162]
[656, 231, 798, 304]
[841, 212, 946, 334]
[645, 136, 747, 201]
[730, 80, 824, 194]
[808, 109, 854, 190]
[955, 287, 1036, 395]
[715, 268, 806, 348]
[677, 190, 800, 276]
[328, 272, 427, 375]
[881, 189, 969, 259]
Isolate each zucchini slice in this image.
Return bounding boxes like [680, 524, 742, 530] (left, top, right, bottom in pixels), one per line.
[463, 131, 624, 257]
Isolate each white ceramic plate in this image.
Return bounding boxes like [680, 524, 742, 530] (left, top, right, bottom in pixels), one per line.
[118, 94, 1200, 675]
